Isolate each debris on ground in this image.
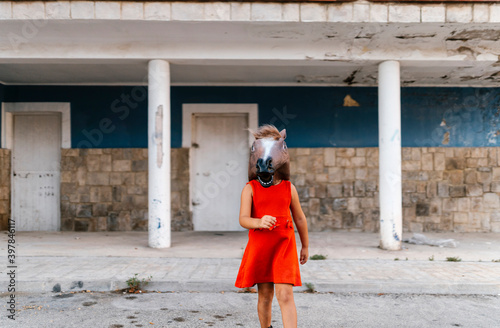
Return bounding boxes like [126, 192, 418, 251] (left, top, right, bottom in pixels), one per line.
[238, 287, 257, 293]
[403, 233, 458, 248]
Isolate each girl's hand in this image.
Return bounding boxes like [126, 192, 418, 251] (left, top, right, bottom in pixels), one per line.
[259, 215, 277, 229]
[300, 247, 309, 265]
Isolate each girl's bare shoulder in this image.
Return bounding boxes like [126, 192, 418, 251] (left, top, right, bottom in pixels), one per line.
[289, 182, 300, 201]
[242, 183, 253, 196]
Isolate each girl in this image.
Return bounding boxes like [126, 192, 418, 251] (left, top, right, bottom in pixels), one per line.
[235, 125, 309, 328]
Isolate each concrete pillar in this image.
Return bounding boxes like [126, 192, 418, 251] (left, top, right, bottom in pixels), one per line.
[148, 60, 171, 248]
[378, 61, 402, 251]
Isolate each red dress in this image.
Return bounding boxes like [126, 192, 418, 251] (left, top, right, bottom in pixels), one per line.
[235, 179, 302, 287]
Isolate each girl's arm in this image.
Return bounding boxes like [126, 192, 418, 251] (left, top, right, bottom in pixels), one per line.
[239, 184, 277, 230]
[290, 183, 309, 265]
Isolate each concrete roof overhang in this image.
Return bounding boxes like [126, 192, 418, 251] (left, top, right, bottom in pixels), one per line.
[0, 20, 499, 86]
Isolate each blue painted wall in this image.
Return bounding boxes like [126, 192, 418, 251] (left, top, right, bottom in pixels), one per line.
[171, 87, 380, 148]
[1, 85, 499, 148]
[402, 88, 500, 147]
[3, 85, 148, 148]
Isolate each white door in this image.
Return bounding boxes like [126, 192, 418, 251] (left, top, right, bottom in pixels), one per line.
[12, 114, 61, 231]
[191, 113, 249, 231]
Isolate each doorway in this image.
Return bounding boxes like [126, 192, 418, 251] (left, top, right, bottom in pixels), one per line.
[12, 113, 61, 231]
[183, 104, 258, 231]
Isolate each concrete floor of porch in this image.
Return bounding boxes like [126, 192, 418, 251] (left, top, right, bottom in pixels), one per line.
[7, 230, 500, 262]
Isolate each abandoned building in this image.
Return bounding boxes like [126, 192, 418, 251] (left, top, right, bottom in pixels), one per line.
[1, 1, 499, 248]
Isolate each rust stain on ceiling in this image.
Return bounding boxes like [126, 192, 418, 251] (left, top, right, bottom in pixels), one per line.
[456, 46, 477, 60]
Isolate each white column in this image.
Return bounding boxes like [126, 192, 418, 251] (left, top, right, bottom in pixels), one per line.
[378, 61, 402, 251]
[148, 60, 171, 248]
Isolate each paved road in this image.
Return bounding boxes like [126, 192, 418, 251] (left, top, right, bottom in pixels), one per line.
[1, 291, 499, 328]
[1, 231, 499, 326]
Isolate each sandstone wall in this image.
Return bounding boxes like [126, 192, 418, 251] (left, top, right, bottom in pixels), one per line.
[2, 146, 500, 233]
[0, 149, 11, 230]
[289, 147, 500, 233]
[60, 148, 190, 232]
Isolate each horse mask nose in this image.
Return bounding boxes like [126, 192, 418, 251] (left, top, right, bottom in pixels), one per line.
[256, 158, 274, 173]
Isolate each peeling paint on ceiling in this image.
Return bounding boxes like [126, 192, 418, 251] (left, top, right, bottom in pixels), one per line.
[396, 33, 436, 39]
[446, 29, 500, 42]
[0, 21, 500, 86]
[343, 70, 360, 85]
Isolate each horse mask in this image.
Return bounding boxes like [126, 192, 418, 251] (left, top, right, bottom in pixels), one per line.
[248, 125, 290, 188]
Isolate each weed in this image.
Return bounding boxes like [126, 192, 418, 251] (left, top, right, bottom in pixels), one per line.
[126, 274, 152, 293]
[428, 255, 434, 261]
[394, 258, 400, 261]
[310, 254, 327, 260]
[492, 259, 500, 263]
[304, 282, 316, 293]
[446, 256, 462, 262]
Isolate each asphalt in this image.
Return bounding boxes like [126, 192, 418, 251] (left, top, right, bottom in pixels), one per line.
[1, 231, 499, 295]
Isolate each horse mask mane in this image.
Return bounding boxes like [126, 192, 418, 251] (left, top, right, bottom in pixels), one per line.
[248, 124, 290, 188]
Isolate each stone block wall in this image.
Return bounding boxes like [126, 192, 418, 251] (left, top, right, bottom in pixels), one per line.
[170, 148, 191, 231]
[289, 147, 500, 233]
[60, 148, 190, 232]
[289, 148, 380, 232]
[2, 146, 500, 233]
[0, 149, 11, 230]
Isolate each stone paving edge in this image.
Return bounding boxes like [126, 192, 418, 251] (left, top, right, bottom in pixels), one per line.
[4, 279, 499, 296]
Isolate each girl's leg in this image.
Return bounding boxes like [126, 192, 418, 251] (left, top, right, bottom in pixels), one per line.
[275, 283, 297, 328]
[257, 283, 274, 328]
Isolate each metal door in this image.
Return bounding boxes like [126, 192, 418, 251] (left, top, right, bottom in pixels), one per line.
[12, 114, 61, 231]
[191, 113, 248, 231]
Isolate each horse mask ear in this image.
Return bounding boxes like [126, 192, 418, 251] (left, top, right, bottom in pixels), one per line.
[280, 129, 287, 140]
